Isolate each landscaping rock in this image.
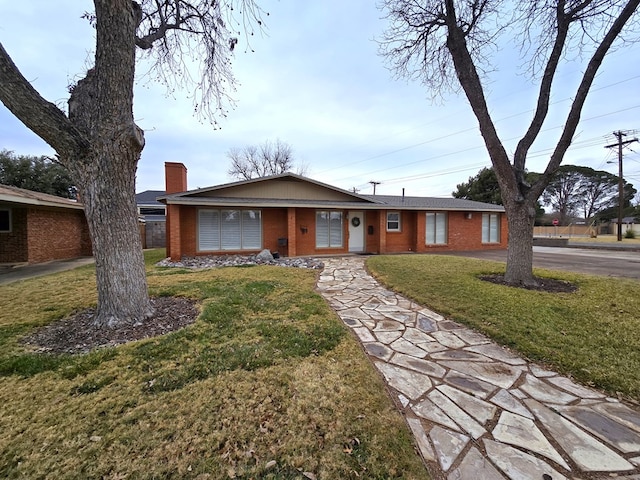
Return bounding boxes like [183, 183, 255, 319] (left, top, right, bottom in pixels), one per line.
[156, 254, 324, 270]
[256, 249, 274, 262]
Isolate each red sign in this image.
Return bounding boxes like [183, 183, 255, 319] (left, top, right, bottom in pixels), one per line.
[552, 218, 559, 226]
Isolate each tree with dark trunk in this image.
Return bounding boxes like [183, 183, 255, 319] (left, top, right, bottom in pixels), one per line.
[0, 1, 262, 327]
[227, 139, 306, 180]
[379, 0, 640, 286]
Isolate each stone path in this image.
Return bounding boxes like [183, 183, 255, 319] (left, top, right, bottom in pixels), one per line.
[316, 257, 640, 480]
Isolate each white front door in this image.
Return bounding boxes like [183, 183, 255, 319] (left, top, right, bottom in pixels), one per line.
[348, 211, 365, 253]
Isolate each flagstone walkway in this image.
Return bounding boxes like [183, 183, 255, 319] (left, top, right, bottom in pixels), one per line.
[316, 257, 640, 480]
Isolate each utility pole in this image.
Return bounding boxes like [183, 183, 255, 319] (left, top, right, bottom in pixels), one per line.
[369, 180, 381, 195]
[605, 130, 638, 241]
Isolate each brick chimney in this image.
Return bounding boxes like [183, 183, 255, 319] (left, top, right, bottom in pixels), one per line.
[165, 162, 187, 194]
[164, 162, 187, 261]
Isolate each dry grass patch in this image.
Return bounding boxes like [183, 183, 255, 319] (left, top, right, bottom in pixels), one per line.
[367, 254, 640, 400]
[568, 234, 640, 245]
[0, 250, 428, 479]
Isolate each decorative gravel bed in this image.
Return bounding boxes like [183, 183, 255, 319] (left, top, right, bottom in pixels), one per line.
[156, 253, 325, 270]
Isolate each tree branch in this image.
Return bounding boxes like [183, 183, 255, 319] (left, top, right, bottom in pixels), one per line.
[0, 42, 90, 158]
[530, 0, 640, 200]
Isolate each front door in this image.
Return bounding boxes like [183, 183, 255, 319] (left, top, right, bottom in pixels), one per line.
[348, 211, 365, 253]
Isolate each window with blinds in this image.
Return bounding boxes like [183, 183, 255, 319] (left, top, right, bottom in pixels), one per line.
[482, 213, 500, 243]
[198, 209, 262, 251]
[426, 212, 447, 244]
[316, 211, 343, 248]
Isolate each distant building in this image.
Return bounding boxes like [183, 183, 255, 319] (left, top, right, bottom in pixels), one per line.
[135, 190, 166, 248]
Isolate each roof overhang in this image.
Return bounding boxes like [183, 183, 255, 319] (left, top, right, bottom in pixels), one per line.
[161, 196, 505, 212]
[0, 192, 84, 210]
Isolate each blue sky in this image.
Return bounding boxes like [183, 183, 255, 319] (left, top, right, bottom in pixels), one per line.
[1, 1, 639, 197]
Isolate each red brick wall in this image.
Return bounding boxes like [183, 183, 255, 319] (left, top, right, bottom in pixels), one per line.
[413, 211, 508, 252]
[383, 210, 418, 253]
[179, 207, 197, 257]
[262, 208, 288, 255]
[0, 207, 28, 263]
[365, 211, 380, 253]
[167, 204, 508, 259]
[26, 207, 92, 263]
[0, 206, 91, 264]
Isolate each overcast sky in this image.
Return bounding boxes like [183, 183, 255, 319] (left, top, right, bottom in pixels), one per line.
[1, 1, 639, 197]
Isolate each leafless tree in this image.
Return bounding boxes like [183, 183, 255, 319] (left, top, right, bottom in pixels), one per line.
[0, 0, 264, 328]
[379, 0, 640, 286]
[227, 139, 306, 180]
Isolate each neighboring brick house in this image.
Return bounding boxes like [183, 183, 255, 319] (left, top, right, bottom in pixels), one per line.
[0, 184, 92, 264]
[159, 162, 507, 261]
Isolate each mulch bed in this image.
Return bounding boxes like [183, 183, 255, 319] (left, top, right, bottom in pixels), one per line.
[21, 297, 199, 355]
[480, 274, 578, 293]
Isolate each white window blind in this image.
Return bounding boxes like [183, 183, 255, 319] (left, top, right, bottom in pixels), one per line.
[426, 212, 447, 244]
[242, 210, 262, 249]
[482, 213, 500, 243]
[198, 209, 262, 251]
[316, 211, 342, 248]
[198, 210, 220, 250]
[221, 210, 241, 250]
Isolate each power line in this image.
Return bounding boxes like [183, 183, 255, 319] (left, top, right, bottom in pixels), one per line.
[314, 74, 640, 177]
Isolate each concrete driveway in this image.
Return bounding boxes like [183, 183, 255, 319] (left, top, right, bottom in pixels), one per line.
[449, 246, 640, 279]
[0, 257, 95, 286]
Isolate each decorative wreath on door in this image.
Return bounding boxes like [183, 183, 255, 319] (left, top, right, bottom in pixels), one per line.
[351, 217, 361, 227]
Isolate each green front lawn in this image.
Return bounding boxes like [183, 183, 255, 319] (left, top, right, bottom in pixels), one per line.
[0, 249, 428, 479]
[367, 254, 640, 400]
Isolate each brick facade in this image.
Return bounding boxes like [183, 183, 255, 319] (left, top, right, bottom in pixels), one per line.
[162, 163, 508, 261]
[164, 204, 508, 261]
[0, 206, 91, 264]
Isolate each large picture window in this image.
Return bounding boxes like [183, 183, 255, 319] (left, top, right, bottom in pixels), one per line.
[198, 209, 262, 251]
[387, 211, 401, 231]
[0, 209, 10, 233]
[482, 213, 500, 243]
[426, 212, 447, 244]
[316, 211, 343, 248]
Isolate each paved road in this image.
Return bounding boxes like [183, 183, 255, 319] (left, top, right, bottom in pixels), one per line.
[449, 246, 640, 279]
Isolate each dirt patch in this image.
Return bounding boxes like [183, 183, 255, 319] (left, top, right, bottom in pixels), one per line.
[22, 297, 199, 355]
[480, 274, 578, 293]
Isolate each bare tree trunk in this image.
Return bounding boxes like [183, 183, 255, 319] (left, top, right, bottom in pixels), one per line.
[504, 201, 537, 286]
[75, 147, 152, 327]
[67, 0, 152, 327]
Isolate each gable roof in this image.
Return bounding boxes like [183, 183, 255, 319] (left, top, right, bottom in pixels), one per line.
[159, 172, 378, 203]
[158, 173, 504, 212]
[0, 184, 84, 210]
